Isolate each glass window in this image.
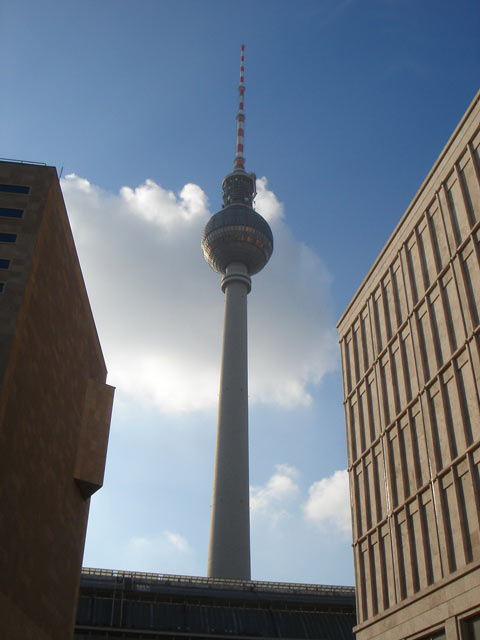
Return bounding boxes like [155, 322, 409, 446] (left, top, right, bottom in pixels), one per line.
[0, 184, 29, 194]
[0, 207, 23, 218]
[0, 259, 10, 269]
[0, 283, 4, 292]
[462, 614, 480, 639]
[0, 233, 17, 243]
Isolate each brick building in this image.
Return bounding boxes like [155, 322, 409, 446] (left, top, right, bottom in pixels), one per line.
[337, 91, 480, 640]
[0, 160, 114, 639]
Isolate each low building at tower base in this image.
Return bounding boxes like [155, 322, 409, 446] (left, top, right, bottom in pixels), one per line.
[75, 567, 356, 639]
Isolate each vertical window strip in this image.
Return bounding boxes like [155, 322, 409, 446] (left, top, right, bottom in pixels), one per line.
[360, 310, 370, 374]
[357, 387, 366, 453]
[368, 540, 378, 615]
[405, 241, 419, 307]
[390, 264, 402, 331]
[340, 338, 351, 400]
[443, 182, 462, 248]
[466, 451, 480, 535]
[417, 492, 434, 586]
[426, 294, 443, 372]
[435, 188, 454, 260]
[439, 371, 458, 462]
[455, 163, 476, 228]
[415, 225, 430, 291]
[467, 141, 480, 188]
[393, 514, 407, 599]
[378, 528, 390, 610]
[453, 356, 474, 447]
[452, 465, 473, 565]
[406, 505, 420, 593]
[457, 162, 480, 228]
[455, 249, 479, 330]
[408, 406, 424, 489]
[352, 326, 361, 384]
[426, 208, 443, 275]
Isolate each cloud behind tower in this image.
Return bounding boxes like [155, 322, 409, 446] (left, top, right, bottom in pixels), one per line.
[62, 173, 337, 414]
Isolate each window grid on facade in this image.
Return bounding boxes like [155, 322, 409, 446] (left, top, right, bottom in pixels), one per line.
[338, 118, 480, 629]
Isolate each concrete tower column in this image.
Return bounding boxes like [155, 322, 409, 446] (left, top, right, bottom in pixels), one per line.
[208, 262, 252, 580]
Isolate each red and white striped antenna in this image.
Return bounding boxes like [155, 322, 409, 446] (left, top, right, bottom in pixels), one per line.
[234, 44, 246, 171]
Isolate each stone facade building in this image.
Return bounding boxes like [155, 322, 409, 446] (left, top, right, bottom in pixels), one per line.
[0, 161, 114, 640]
[337, 90, 480, 640]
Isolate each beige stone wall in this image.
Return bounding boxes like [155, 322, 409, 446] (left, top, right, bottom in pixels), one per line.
[0, 162, 114, 639]
[337, 91, 480, 640]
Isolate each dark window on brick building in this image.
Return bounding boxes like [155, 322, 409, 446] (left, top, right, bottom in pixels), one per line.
[462, 614, 480, 640]
[0, 208, 23, 218]
[416, 632, 445, 640]
[0, 233, 17, 243]
[0, 184, 30, 194]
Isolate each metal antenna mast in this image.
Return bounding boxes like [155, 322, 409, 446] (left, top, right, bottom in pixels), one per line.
[234, 44, 246, 171]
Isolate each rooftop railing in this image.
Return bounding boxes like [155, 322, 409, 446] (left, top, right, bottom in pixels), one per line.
[81, 567, 355, 598]
[0, 157, 47, 166]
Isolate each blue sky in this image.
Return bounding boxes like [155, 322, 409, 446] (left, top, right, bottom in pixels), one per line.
[1, 0, 478, 586]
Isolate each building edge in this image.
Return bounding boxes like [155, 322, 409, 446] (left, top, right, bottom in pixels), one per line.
[0, 160, 114, 639]
[337, 87, 480, 330]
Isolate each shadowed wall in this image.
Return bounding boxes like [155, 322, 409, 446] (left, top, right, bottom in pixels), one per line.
[0, 162, 114, 640]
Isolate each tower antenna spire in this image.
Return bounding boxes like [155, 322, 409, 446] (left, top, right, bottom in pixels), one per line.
[234, 44, 246, 171]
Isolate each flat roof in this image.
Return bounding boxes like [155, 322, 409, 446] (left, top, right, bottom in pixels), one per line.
[81, 567, 355, 600]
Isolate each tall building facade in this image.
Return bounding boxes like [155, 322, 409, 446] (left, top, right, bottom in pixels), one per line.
[337, 91, 480, 640]
[0, 160, 114, 639]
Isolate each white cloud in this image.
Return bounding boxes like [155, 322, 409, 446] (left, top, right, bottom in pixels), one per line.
[62, 173, 337, 414]
[120, 180, 208, 231]
[251, 465, 351, 536]
[254, 176, 284, 222]
[250, 464, 299, 524]
[126, 531, 193, 574]
[303, 469, 351, 534]
[130, 531, 190, 554]
[164, 531, 191, 553]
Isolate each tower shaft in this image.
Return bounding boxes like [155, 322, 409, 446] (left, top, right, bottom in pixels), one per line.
[208, 262, 251, 580]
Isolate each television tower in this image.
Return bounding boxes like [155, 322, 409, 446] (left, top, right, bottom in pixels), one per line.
[201, 45, 273, 580]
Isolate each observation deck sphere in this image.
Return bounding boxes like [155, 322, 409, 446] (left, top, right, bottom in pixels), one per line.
[202, 204, 273, 275]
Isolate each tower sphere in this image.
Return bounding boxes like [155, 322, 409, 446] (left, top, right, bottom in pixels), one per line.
[201, 171, 273, 276]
